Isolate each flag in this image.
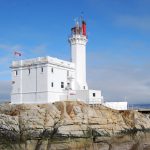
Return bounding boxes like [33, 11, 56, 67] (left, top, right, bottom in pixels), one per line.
[14, 51, 21, 56]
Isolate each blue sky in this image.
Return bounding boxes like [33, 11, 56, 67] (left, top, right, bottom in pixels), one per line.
[0, 0, 150, 104]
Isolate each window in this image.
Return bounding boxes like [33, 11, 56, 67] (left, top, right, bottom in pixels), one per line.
[12, 81, 15, 84]
[67, 83, 71, 90]
[93, 93, 96, 97]
[51, 68, 53, 73]
[51, 82, 54, 87]
[15, 70, 18, 76]
[83, 86, 85, 89]
[41, 67, 43, 73]
[61, 82, 64, 88]
[28, 69, 30, 75]
[67, 70, 69, 76]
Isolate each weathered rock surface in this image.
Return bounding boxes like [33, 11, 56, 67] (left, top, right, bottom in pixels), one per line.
[0, 101, 150, 150]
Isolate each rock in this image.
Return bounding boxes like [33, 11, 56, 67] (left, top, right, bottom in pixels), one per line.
[0, 100, 150, 149]
[0, 114, 19, 141]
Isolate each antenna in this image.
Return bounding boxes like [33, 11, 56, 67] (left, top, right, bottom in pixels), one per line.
[80, 11, 84, 25]
[74, 17, 78, 25]
[81, 11, 84, 20]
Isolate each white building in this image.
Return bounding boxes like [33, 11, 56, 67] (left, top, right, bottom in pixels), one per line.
[10, 20, 127, 110]
[11, 20, 103, 104]
[103, 102, 128, 110]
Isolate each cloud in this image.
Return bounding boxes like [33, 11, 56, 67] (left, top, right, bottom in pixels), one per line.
[28, 44, 48, 56]
[0, 44, 49, 59]
[0, 80, 11, 103]
[0, 70, 10, 77]
[0, 44, 22, 52]
[0, 57, 10, 65]
[115, 15, 150, 32]
[0, 43, 48, 71]
[0, 44, 23, 68]
[87, 51, 150, 104]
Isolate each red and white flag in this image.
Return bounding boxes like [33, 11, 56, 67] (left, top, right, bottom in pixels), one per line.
[14, 51, 21, 56]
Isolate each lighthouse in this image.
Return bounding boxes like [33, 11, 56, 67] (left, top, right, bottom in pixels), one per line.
[69, 20, 88, 90]
[10, 18, 128, 110]
[11, 18, 105, 106]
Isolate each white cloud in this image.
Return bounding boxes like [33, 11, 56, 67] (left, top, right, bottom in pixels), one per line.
[0, 44, 23, 68]
[87, 51, 150, 104]
[115, 15, 150, 32]
[0, 80, 11, 103]
[0, 57, 10, 65]
[29, 44, 48, 56]
[0, 70, 10, 77]
[0, 44, 22, 52]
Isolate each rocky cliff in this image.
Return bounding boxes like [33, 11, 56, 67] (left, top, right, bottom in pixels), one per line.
[0, 101, 150, 150]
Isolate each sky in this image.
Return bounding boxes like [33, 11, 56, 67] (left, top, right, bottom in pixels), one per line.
[0, 0, 150, 104]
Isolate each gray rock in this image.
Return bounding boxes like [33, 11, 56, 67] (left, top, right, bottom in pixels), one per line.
[0, 101, 150, 149]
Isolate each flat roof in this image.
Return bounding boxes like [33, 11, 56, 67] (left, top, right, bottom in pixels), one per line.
[11, 56, 75, 69]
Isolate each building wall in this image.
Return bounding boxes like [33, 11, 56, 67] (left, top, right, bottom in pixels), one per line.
[11, 64, 49, 103]
[103, 102, 128, 110]
[11, 67, 23, 103]
[75, 90, 89, 102]
[88, 90, 103, 104]
[75, 90, 103, 104]
[47, 64, 75, 103]
[11, 57, 127, 110]
[11, 57, 75, 104]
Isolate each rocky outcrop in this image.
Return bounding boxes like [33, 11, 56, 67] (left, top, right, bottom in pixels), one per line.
[0, 101, 150, 150]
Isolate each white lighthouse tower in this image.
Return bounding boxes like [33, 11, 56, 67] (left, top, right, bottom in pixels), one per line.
[69, 20, 88, 90]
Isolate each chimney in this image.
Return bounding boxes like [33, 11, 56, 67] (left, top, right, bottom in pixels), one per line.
[82, 21, 86, 36]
